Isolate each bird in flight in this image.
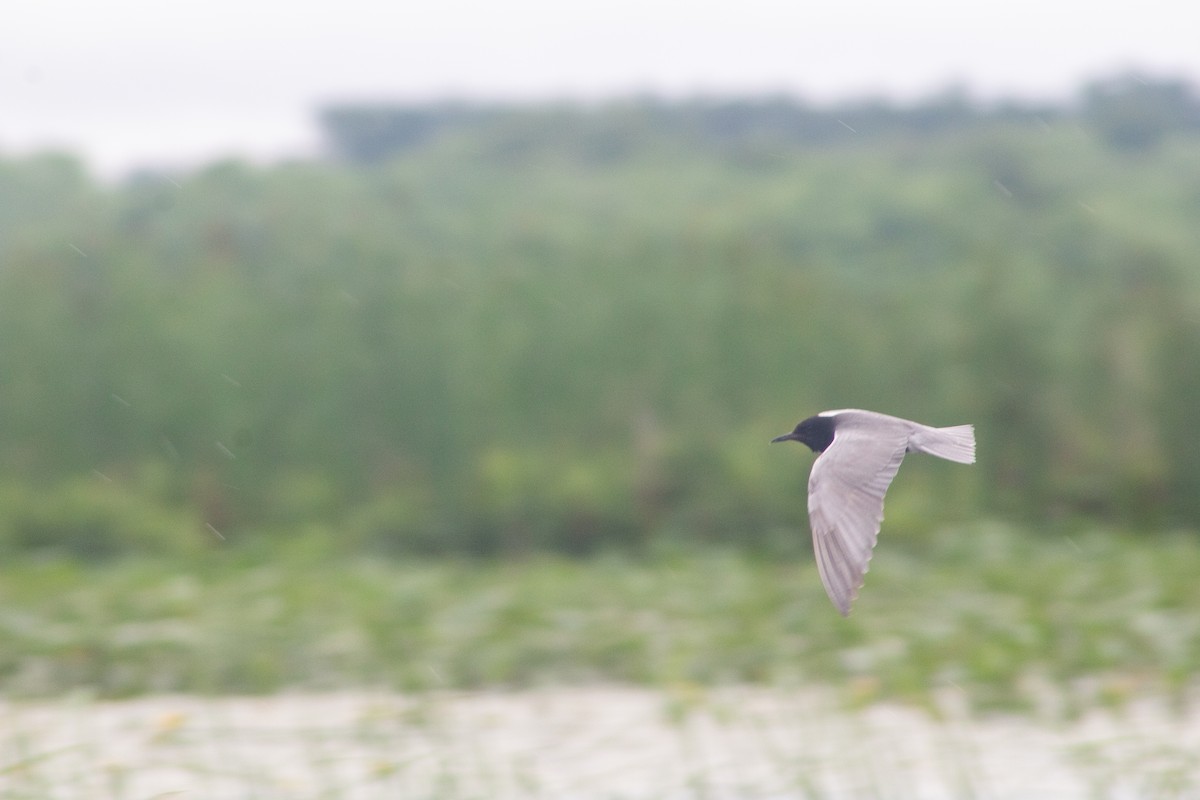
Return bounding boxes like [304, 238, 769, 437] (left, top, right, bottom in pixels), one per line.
[772, 409, 975, 615]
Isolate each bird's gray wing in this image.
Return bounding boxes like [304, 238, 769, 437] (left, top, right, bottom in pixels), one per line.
[807, 427, 908, 615]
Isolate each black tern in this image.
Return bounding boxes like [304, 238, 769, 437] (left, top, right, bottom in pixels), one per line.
[772, 409, 975, 615]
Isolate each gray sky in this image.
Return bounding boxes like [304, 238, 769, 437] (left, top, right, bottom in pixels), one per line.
[4, 0, 1199, 176]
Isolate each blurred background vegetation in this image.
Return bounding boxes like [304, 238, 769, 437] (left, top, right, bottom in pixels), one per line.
[3, 71, 1199, 563]
[3, 71, 1200, 709]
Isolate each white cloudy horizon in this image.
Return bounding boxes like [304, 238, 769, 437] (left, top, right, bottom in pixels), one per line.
[4, 0, 1198, 176]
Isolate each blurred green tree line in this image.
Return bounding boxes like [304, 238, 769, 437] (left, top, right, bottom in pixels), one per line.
[322, 72, 1200, 162]
[2, 74, 1200, 558]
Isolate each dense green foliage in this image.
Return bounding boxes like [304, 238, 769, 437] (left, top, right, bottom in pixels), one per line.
[3, 87, 1200, 557]
[2, 526, 1199, 713]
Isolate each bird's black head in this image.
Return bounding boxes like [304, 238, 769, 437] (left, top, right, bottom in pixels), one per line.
[771, 415, 835, 453]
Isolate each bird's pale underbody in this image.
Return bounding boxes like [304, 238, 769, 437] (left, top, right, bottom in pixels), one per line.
[772, 409, 975, 615]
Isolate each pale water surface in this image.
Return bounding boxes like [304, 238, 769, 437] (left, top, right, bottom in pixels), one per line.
[2, 688, 1197, 798]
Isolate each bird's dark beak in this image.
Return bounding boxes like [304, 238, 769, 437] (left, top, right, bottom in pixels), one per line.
[771, 433, 797, 444]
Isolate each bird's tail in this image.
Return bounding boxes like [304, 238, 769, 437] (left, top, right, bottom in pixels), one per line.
[909, 424, 976, 464]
